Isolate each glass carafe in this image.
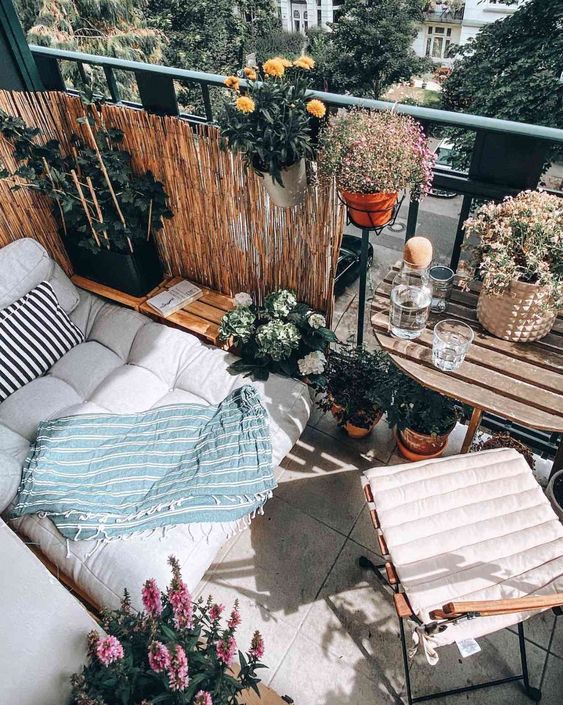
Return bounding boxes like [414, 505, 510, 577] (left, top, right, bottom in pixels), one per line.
[389, 261, 432, 339]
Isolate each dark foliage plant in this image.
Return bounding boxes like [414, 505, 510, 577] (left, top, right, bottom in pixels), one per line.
[315, 346, 393, 428]
[0, 96, 172, 254]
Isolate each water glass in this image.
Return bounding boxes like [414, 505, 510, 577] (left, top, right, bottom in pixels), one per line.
[430, 265, 455, 313]
[432, 319, 474, 371]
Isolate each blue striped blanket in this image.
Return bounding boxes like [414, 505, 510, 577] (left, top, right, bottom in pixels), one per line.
[11, 386, 274, 541]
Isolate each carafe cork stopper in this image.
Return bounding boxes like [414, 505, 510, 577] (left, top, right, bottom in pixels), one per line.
[403, 237, 433, 268]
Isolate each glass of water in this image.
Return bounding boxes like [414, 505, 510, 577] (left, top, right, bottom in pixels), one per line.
[432, 319, 474, 371]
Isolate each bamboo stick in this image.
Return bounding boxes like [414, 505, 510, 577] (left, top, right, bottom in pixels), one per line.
[71, 169, 101, 248]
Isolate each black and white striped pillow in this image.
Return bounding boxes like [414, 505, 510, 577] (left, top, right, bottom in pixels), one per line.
[0, 280, 84, 402]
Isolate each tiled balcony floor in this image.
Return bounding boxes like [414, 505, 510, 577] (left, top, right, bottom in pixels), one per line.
[195, 413, 561, 705]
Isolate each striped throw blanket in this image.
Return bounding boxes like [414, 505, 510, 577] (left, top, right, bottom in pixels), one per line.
[11, 386, 274, 541]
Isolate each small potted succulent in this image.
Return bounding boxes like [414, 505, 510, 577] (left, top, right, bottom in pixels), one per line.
[218, 289, 336, 381]
[463, 190, 562, 342]
[0, 101, 172, 297]
[71, 556, 267, 705]
[318, 109, 435, 227]
[219, 56, 326, 207]
[386, 366, 461, 460]
[314, 346, 392, 438]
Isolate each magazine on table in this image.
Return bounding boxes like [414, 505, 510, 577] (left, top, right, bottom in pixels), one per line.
[146, 280, 203, 317]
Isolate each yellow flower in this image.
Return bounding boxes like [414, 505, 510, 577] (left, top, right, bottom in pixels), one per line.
[293, 55, 315, 70]
[263, 58, 285, 77]
[275, 56, 293, 68]
[243, 67, 257, 80]
[235, 96, 256, 113]
[225, 75, 240, 91]
[306, 99, 326, 119]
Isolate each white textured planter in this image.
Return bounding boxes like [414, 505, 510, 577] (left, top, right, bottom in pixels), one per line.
[477, 278, 556, 343]
[261, 159, 307, 208]
[546, 469, 563, 523]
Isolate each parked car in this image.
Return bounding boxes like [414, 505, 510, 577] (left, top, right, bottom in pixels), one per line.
[430, 139, 457, 198]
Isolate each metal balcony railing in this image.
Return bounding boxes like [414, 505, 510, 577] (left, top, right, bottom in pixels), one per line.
[423, 9, 464, 23]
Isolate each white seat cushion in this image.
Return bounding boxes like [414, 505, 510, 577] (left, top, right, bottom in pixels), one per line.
[2, 287, 311, 610]
[0, 519, 97, 705]
[362, 449, 563, 653]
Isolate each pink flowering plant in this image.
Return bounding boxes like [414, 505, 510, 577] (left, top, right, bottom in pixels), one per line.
[71, 556, 266, 705]
[318, 109, 435, 198]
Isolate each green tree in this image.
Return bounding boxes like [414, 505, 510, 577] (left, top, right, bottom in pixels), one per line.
[320, 0, 431, 97]
[442, 0, 563, 128]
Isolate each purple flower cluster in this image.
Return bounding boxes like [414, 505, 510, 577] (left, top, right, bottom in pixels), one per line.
[96, 635, 124, 666]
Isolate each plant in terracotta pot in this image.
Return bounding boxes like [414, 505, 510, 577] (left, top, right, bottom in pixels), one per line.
[463, 190, 562, 342]
[219, 56, 326, 207]
[314, 346, 392, 438]
[385, 365, 461, 460]
[547, 470, 563, 523]
[318, 109, 435, 227]
[0, 99, 172, 297]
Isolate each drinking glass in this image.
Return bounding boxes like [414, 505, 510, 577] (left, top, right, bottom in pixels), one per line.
[429, 266, 455, 313]
[432, 319, 474, 371]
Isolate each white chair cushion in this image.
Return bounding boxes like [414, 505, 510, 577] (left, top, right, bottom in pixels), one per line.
[1, 283, 311, 609]
[362, 449, 563, 653]
[0, 519, 96, 705]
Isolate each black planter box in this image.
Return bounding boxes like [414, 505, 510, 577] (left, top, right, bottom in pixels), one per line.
[65, 239, 163, 297]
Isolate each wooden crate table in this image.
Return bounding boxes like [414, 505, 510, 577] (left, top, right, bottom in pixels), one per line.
[372, 266, 563, 472]
[138, 277, 235, 348]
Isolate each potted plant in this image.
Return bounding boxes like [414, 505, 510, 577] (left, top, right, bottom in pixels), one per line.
[0, 100, 172, 297]
[314, 346, 392, 438]
[218, 289, 336, 381]
[547, 470, 563, 523]
[318, 109, 435, 227]
[70, 556, 267, 704]
[472, 432, 536, 471]
[386, 366, 461, 460]
[463, 191, 562, 342]
[219, 56, 326, 207]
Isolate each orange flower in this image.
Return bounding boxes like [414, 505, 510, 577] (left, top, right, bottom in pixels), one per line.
[225, 75, 240, 91]
[306, 99, 326, 119]
[235, 96, 256, 113]
[275, 56, 293, 68]
[263, 58, 285, 77]
[293, 55, 315, 70]
[243, 67, 257, 80]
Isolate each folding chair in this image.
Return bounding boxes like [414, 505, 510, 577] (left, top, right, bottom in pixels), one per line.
[360, 448, 563, 704]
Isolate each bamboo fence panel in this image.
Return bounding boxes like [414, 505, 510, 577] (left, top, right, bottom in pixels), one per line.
[0, 91, 345, 317]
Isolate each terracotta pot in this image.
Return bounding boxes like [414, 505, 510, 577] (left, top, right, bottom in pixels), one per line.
[477, 278, 556, 343]
[344, 409, 383, 438]
[340, 190, 398, 228]
[397, 426, 453, 461]
[261, 159, 307, 207]
[546, 470, 563, 523]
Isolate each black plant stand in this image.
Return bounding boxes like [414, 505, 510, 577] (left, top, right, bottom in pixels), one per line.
[339, 193, 405, 346]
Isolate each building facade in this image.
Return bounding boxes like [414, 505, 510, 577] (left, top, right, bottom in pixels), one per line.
[413, 0, 524, 66]
[277, 0, 343, 33]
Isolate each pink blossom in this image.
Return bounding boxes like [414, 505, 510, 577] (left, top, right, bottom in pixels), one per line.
[96, 635, 124, 666]
[167, 644, 189, 692]
[194, 691, 213, 705]
[215, 635, 237, 664]
[249, 630, 265, 660]
[168, 581, 193, 630]
[209, 603, 225, 622]
[148, 641, 170, 673]
[227, 604, 241, 630]
[142, 578, 162, 617]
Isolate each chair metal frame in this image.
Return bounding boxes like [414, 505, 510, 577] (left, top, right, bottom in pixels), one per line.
[360, 481, 563, 705]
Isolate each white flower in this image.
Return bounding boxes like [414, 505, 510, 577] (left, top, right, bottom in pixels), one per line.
[234, 292, 253, 308]
[297, 351, 326, 376]
[308, 313, 326, 330]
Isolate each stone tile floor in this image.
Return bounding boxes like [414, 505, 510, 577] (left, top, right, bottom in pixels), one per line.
[195, 413, 561, 705]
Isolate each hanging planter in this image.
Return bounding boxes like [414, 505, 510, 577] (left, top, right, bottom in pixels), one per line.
[340, 190, 399, 228]
[464, 191, 562, 343]
[477, 278, 556, 343]
[318, 110, 435, 227]
[219, 57, 326, 209]
[261, 159, 307, 208]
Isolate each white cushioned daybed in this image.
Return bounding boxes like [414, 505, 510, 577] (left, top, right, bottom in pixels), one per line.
[0, 239, 311, 610]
